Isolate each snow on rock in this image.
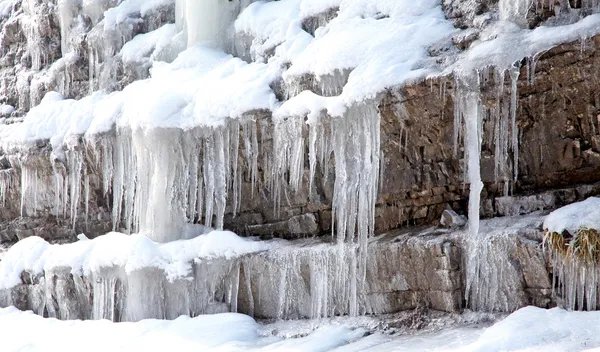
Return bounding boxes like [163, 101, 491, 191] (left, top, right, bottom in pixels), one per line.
[103, 0, 175, 30]
[119, 23, 180, 65]
[543, 197, 600, 235]
[0, 0, 457, 147]
[449, 13, 600, 74]
[0, 229, 281, 290]
[0, 45, 279, 150]
[237, 0, 456, 118]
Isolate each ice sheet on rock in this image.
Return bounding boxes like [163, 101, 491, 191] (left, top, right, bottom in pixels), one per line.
[543, 197, 600, 234]
[0, 230, 280, 290]
[465, 214, 546, 312]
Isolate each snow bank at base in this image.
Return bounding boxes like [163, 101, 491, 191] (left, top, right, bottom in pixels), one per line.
[463, 306, 600, 352]
[0, 229, 282, 290]
[1, 306, 600, 351]
[543, 197, 600, 235]
[0, 307, 369, 352]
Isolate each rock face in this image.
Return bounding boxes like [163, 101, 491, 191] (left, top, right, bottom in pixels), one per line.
[0, 215, 554, 321]
[0, 1, 598, 244]
[4, 32, 600, 243]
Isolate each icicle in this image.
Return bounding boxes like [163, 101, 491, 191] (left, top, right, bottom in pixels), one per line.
[271, 116, 305, 217]
[57, 0, 77, 56]
[510, 64, 521, 184]
[0, 170, 15, 208]
[66, 140, 85, 229]
[456, 71, 486, 309]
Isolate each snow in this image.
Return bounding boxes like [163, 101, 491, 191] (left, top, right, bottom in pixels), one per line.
[237, 0, 455, 118]
[1, 306, 600, 351]
[4, 0, 600, 149]
[463, 306, 600, 351]
[0, 229, 281, 289]
[119, 24, 179, 64]
[103, 0, 175, 30]
[0, 306, 374, 352]
[0, 45, 279, 149]
[543, 197, 600, 234]
[0, 0, 457, 148]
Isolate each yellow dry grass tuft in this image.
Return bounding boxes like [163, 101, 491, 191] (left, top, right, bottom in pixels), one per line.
[544, 228, 600, 264]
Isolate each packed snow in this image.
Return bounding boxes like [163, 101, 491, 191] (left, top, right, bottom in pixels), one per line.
[0, 229, 281, 290]
[1, 306, 600, 351]
[543, 197, 600, 234]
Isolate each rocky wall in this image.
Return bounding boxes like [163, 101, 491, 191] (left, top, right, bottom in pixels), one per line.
[0, 214, 555, 320]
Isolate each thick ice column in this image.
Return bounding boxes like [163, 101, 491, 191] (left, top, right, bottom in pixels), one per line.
[455, 72, 487, 310]
[178, 0, 253, 49]
[183, 0, 225, 48]
[57, 0, 77, 56]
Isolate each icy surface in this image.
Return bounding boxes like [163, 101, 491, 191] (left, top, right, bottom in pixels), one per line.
[0, 230, 279, 290]
[2, 306, 600, 351]
[543, 197, 600, 234]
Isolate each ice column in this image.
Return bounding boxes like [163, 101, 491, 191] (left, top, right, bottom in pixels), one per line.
[110, 120, 258, 242]
[177, 0, 256, 49]
[455, 74, 483, 238]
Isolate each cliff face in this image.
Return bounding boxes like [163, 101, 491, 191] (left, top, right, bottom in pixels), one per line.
[0, 0, 600, 318]
[2, 14, 600, 243]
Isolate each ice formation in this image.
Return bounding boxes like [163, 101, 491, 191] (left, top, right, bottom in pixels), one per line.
[1, 0, 600, 327]
[0, 232, 413, 321]
[543, 198, 600, 311]
[449, 1, 600, 310]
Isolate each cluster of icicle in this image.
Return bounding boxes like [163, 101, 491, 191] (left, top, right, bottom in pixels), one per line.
[6, 101, 381, 317]
[454, 65, 522, 312]
[499, 0, 600, 23]
[0, 239, 377, 321]
[547, 246, 600, 311]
